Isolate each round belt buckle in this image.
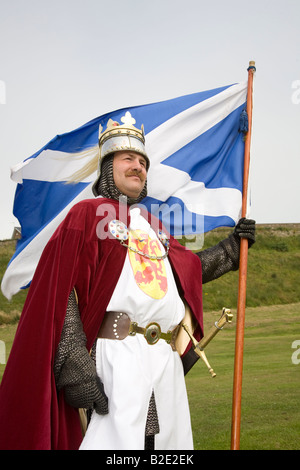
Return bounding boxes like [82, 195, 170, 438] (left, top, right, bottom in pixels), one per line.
[144, 322, 161, 345]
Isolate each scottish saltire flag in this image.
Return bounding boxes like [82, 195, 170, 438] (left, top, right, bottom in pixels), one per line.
[1, 82, 248, 299]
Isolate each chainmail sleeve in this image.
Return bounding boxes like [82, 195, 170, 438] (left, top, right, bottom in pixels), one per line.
[196, 234, 240, 284]
[54, 289, 108, 415]
[53, 289, 86, 382]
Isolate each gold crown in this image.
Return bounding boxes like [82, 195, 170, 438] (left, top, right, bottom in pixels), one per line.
[98, 111, 145, 147]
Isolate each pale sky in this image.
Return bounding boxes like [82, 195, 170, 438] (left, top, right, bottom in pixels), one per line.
[0, 0, 299, 240]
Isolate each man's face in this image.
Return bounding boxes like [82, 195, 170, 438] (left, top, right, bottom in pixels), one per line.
[113, 151, 147, 198]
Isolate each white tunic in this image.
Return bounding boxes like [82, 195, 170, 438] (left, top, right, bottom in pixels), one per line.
[80, 208, 193, 450]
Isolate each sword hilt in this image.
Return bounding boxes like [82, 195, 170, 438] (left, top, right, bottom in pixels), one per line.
[198, 308, 233, 350]
[182, 307, 233, 378]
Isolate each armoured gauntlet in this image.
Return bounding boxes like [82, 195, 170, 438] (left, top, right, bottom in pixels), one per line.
[54, 290, 108, 415]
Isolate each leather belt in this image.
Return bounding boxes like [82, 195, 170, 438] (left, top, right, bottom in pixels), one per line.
[97, 311, 180, 351]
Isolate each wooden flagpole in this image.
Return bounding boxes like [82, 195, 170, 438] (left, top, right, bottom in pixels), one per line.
[230, 61, 256, 450]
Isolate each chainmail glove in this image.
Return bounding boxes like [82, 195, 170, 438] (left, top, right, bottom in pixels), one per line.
[54, 290, 108, 415]
[233, 217, 256, 247]
[57, 349, 108, 414]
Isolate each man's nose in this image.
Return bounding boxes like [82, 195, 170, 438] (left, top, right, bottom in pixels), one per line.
[132, 159, 143, 172]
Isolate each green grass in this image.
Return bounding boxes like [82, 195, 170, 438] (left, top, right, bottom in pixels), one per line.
[0, 241, 27, 323]
[200, 224, 300, 310]
[0, 224, 299, 449]
[0, 323, 17, 382]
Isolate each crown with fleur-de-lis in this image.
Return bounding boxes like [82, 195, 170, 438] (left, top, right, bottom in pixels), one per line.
[98, 111, 146, 153]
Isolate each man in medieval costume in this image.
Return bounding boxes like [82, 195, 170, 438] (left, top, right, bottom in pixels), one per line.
[0, 113, 255, 450]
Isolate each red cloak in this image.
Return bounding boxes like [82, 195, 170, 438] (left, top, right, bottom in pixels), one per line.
[0, 198, 203, 450]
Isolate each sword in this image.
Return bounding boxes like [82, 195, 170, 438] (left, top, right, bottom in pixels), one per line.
[182, 308, 233, 378]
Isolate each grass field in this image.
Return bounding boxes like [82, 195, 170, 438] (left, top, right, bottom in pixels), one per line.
[0, 224, 299, 450]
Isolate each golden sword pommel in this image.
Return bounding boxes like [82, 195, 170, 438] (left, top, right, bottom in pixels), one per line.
[197, 308, 233, 350]
[182, 308, 233, 378]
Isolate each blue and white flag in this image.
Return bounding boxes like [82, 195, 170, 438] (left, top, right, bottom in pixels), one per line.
[2, 82, 248, 299]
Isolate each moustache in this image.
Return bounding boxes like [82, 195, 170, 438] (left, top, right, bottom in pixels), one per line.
[125, 170, 145, 180]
